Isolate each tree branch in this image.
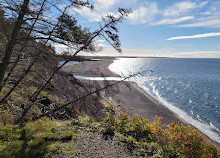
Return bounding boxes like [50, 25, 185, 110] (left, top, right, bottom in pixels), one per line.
[0, 0, 30, 91]
[34, 72, 139, 120]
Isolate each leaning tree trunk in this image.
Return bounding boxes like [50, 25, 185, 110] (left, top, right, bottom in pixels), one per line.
[0, 0, 29, 91]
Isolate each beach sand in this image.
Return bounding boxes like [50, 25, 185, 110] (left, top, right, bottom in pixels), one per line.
[62, 58, 220, 150]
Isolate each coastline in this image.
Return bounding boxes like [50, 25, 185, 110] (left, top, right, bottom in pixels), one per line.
[62, 58, 220, 150]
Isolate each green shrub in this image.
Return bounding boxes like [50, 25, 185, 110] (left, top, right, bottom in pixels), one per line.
[102, 105, 219, 157]
[0, 125, 22, 141]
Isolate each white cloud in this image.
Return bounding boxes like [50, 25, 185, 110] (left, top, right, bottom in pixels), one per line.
[80, 47, 220, 58]
[54, 44, 68, 54]
[128, 3, 158, 24]
[93, 0, 118, 11]
[73, 7, 119, 22]
[173, 51, 220, 58]
[200, 11, 212, 15]
[81, 47, 176, 57]
[71, 0, 121, 22]
[75, 7, 102, 22]
[71, 0, 217, 28]
[163, 1, 196, 17]
[198, 1, 209, 8]
[163, 1, 208, 17]
[175, 1, 220, 28]
[95, 39, 107, 47]
[167, 32, 220, 40]
[152, 16, 194, 25]
[176, 2, 220, 28]
[177, 19, 220, 28]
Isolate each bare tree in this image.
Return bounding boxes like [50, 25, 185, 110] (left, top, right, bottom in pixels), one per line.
[0, 0, 29, 91]
[18, 8, 131, 125]
[0, 0, 94, 101]
[31, 8, 131, 101]
[1, 0, 47, 87]
[0, 0, 131, 125]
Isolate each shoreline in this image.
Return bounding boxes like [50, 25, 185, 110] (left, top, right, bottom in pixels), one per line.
[121, 81, 220, 149]
[62, 58, 220, 150]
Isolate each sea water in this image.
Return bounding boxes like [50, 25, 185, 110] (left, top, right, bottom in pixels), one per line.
[109, 57, 220, 143]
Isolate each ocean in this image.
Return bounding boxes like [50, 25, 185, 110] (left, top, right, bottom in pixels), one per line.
[109, 57, 220, 143]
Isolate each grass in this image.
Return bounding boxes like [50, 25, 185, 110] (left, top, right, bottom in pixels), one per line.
[0, 117, 78, 158]
[0, 105, 219, 158]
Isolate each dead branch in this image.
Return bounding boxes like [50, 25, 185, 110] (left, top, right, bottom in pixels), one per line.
[33, 72, 138, 120]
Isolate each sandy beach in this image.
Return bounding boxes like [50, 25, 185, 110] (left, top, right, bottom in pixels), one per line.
[62, 58, 220, 150]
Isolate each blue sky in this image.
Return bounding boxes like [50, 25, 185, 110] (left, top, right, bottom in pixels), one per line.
[58, 0, 220, 58]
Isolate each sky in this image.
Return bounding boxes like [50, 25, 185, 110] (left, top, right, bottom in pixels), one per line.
[57, 0, 220, 58]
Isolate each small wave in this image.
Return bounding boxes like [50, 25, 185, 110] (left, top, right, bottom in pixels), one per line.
[210, 122, 220, 133]
[186, 82, 191, 88]
[139, 83, 220, 143]
[174, 89, 178, 94]
[108, 58, 220, 143]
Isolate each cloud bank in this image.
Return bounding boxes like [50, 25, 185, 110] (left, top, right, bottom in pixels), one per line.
[177, 20, 220, 28]
[72, 0, 219, 28]
[167, 32, 220, 40]
[80, 47, 220, 58]
[163, 1, 197, 17]
[152, 16, 194, 25]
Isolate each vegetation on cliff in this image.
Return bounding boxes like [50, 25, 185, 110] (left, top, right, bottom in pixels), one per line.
[0, 105, 218, 157]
